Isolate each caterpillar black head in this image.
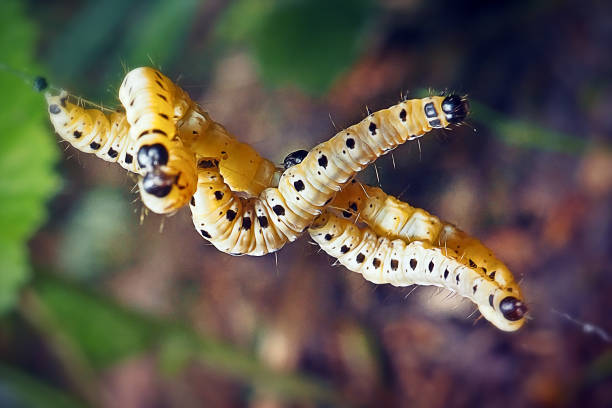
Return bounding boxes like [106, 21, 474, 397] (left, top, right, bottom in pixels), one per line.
[283, 149, 309, 170]
[441, 94, 469, 124]
[499, 296, 528, 322]
[423, 94, 469, 128]
[33, 76, 48, 92]
[142, 170, 176, 198]
[479, 289, 527, 331]
[136, 135, 197, 214]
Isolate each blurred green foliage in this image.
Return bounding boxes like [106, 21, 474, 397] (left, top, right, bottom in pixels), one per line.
[34, 276, 343, 405]
[35, 276, 157, 368]
[59, 187, 135, 280]
[470, 101, 588, 154]
[45, 0, 201, 102]
[0, 0, 60, 313]
[217, 0, 376, 95]
[0, 364, 85, 408]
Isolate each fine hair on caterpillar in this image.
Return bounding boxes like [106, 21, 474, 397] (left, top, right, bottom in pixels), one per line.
[309, 212, 527, 331]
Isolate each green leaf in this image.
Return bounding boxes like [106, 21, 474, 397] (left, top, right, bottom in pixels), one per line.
[34, 277, 157, 368]
[33, 276, 345, 405]
[217, 0, 377, 95]
[116, 0, 200, 70]
[0, 0, 61, 313]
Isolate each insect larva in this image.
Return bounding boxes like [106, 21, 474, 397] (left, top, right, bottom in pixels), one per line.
[331, 182, 521, 293]
[46, 91, 142, 174]
[190, 94, 468, 255]
[118, 67, 198, 214]
[309, 212, 527, 331]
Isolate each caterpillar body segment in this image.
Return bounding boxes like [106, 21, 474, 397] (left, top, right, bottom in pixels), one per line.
[118, 67, 192, 141]
[46, 91, 141, 174]
[331, 182, 521, 293]
[309, 212, 527, 332]
[177, 105, 277, 196]
[277, 95, 467, 219]
[190, 159, 302, 256]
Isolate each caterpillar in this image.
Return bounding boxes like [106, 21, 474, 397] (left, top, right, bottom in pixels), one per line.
[46, 68, 277, 210]
[309, 212, 527, 332]
[283, 150, 526, 330]
[188, 94, 468, 255]
[115, 67, 198, 214]
[330, 181, 520, 292]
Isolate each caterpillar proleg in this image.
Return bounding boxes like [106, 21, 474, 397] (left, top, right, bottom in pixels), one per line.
[309, 212, 527, 331]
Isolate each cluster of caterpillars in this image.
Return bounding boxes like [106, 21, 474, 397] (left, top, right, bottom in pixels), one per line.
[46, 67, 527, 331]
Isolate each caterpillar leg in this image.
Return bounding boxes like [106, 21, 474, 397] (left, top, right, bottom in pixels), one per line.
[309, 212, 527, 332]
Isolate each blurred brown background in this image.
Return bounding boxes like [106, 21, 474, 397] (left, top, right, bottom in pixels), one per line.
[1, 0, 611, 407]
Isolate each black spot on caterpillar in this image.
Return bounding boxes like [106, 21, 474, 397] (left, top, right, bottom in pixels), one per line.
[309, 212, 527, 332]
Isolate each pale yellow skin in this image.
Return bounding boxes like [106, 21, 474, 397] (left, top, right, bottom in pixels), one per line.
[309, 212, 525, 332]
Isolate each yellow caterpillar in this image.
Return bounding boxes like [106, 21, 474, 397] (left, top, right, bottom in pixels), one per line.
[331, 182, 519, 291]
[309, 212, 527, 331]
[189, 94, 468, 255]
[116, 67, 198, 213]
[47, 68, 276, 210]
[282, 151, 527, 331]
